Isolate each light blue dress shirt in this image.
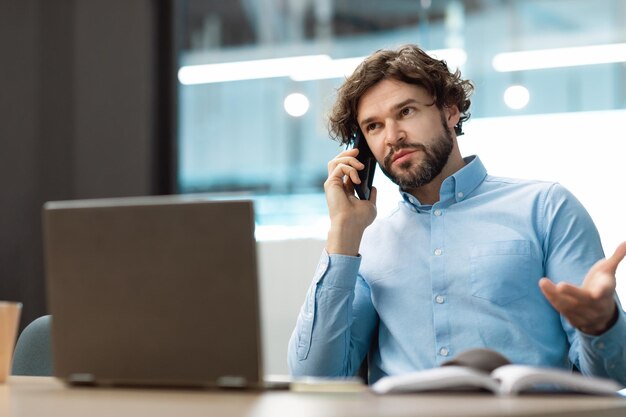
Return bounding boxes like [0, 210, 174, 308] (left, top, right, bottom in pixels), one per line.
[288, 156, 626, 385]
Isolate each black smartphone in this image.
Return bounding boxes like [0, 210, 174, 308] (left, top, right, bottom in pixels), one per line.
[352, 130, 376, 200]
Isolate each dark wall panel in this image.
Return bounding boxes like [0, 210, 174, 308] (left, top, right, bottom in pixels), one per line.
[0, 1, 48, 331]
[72, 2, 155, 197]
[0, 0, 170, 330]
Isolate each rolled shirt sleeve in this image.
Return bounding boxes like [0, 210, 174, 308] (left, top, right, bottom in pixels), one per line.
[288, 249, 378, 377]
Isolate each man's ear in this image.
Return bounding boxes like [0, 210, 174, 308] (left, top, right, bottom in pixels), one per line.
[444, 105, 461, 130]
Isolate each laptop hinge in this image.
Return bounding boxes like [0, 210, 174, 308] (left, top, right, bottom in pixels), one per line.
[68, 373, 96, 385]
[217, 375, 248, 388]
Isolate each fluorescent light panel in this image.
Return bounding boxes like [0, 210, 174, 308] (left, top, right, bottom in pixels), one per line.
[492, 43, 626, 72]
[291, 48, 467, 82]
[178, 48, 467, 85]
[289, 56, 366, 82]
[428, 48, 468, 69]
[178, 55, 331, 85]
[179, 42, 626, 85]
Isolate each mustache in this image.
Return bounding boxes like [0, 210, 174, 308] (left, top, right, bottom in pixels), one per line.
[384, 143, 427, 168]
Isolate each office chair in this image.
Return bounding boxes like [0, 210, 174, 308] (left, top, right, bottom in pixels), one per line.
[12, 315, 53, 376]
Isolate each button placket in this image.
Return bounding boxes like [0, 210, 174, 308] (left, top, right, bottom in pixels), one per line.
[430, 202, 449, 365]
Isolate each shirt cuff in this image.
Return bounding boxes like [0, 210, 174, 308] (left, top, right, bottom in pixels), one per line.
[578, 309, 626, 357]
[313, 249, 361, 289]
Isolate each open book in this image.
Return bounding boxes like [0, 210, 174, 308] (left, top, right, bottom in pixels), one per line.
[371, 348, 622, 395]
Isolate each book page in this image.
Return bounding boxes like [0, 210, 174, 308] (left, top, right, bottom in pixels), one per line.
[371, 365, 500, 394]
[492, 365, 621, 395]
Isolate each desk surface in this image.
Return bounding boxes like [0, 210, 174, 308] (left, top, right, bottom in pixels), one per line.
[2, 376, 626, 417]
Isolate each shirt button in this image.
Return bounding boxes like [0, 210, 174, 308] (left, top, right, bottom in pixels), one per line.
[457, 192, 464, 199]
[439, 347, 449, 357]
[434, 248, 442, 256]
[435, 295, 445, 304]
[434, 209, 442, 216]
[596, 342, 605, 350]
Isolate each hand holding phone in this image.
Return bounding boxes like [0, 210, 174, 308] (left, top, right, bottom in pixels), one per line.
[352, 131, 376, 200]
[325, 132, 378, 255]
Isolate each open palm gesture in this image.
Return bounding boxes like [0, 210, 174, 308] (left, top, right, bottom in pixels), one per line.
[540, 241, 626, 335]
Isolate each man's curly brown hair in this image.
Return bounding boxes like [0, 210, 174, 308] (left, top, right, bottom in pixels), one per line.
[328, 44, 474, 145]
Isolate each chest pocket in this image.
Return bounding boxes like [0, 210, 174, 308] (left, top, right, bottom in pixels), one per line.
[470, 240, 533, 305]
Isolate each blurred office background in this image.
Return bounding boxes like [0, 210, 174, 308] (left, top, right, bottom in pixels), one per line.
[1, 0, 625, 373]
[175, 0, 625, 259]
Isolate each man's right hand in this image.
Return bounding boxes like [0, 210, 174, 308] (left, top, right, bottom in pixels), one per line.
[324, 148, 378, 256]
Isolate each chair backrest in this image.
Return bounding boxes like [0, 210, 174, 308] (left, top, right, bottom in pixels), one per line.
[12, 315, 53, 376]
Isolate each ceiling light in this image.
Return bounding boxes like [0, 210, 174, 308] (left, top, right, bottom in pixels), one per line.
[283, 93, 310, 117]
[290, 48, 466, 82]
[503, 85, 530, 110]
[178, 48, 467, 85]
[289, 56, 365, 82]
[178, 55, 331, 85]
[492, 43, 626, 72]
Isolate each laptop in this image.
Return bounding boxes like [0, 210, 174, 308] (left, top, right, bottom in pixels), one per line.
[43, 195, 282, 389]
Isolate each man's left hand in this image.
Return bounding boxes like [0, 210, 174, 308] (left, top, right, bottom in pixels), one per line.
[539, 241, 626, 335]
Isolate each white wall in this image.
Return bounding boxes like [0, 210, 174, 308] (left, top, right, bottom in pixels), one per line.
[462, 110, 625, 261]
[257, 238, 325, 376]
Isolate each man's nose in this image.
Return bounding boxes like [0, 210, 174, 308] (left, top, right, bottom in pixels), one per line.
[384, 121, 406, 147]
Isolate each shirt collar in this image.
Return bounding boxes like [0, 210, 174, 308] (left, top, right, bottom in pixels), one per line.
[401, 155, 487, 211]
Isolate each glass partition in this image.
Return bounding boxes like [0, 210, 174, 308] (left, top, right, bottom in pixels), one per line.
[176, 0, 626, 236]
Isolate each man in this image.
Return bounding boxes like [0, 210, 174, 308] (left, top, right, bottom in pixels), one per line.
[287, 44, 626, 385]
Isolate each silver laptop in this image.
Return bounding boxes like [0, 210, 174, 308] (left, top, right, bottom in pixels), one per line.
[43, 195, 276, 388]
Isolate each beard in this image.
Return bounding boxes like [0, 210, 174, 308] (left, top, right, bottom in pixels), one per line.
[379, 114, 454, 191]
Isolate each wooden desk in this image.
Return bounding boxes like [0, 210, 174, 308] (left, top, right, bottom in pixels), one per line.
[1, 376, 626, 417]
